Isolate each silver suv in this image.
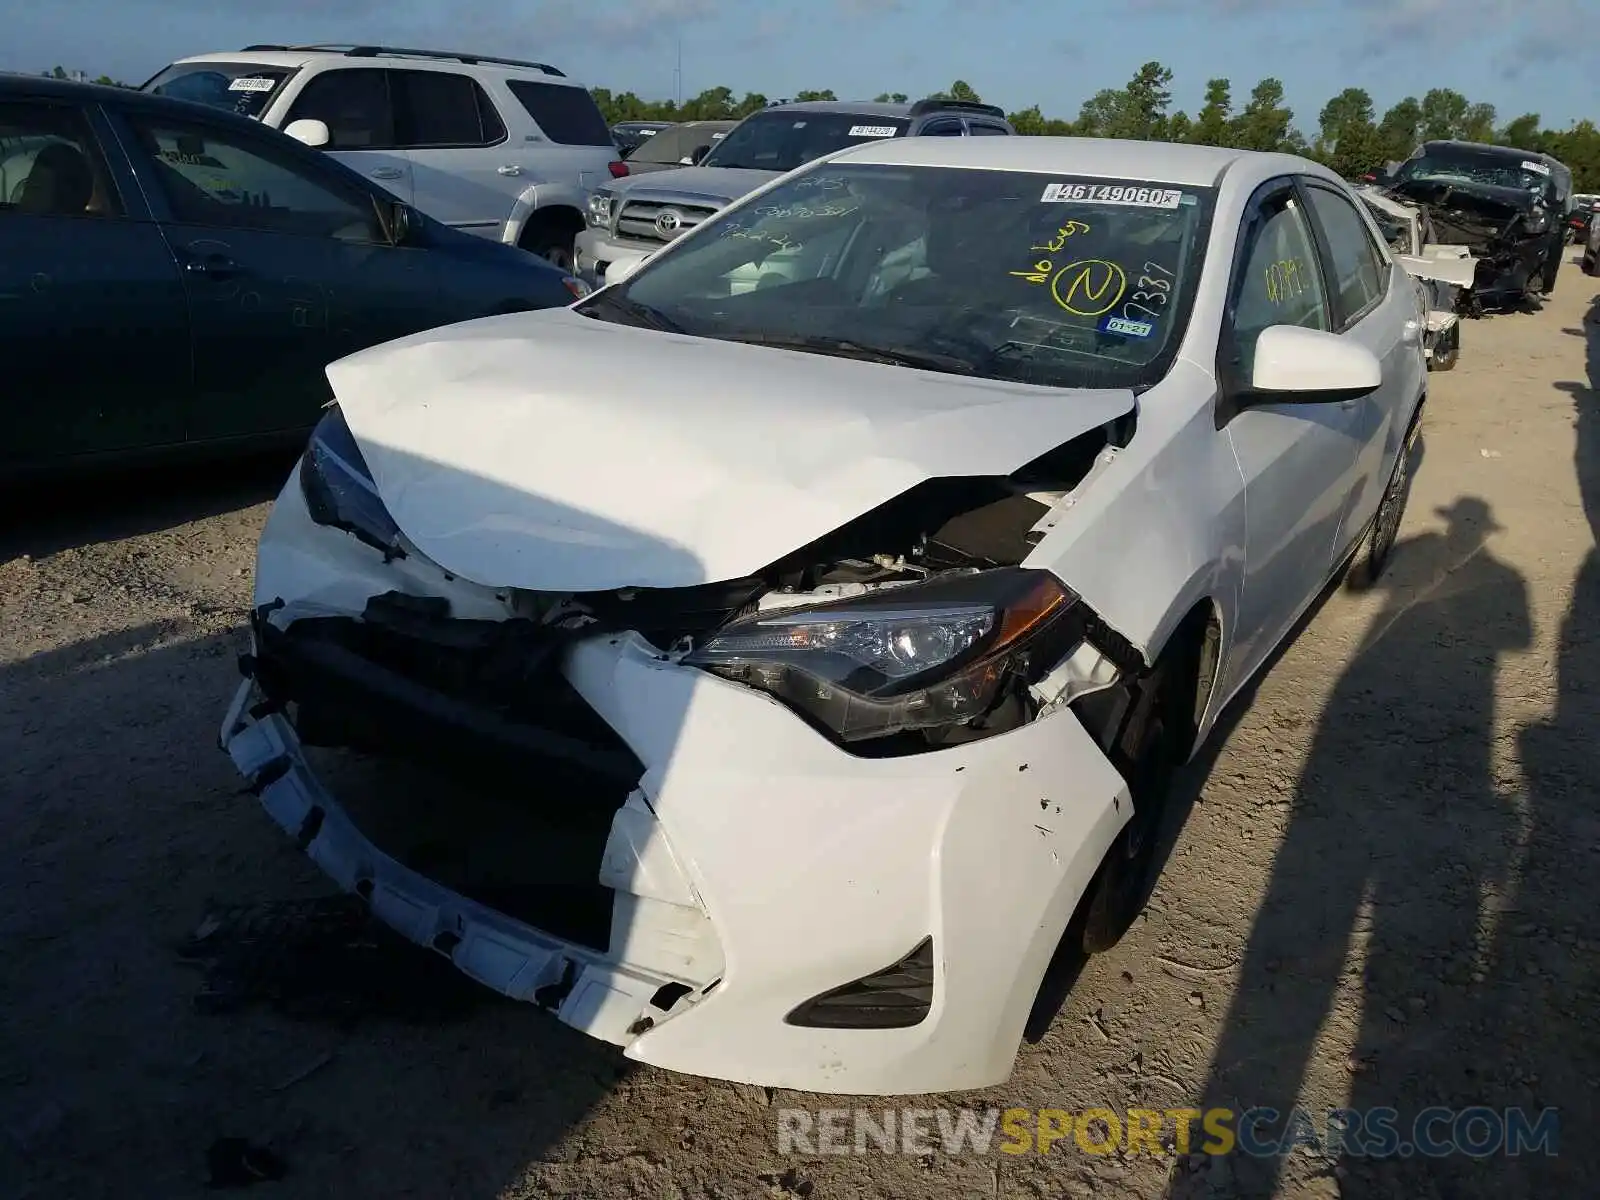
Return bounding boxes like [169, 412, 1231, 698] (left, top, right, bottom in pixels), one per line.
[141, 44, 625, 266]
[574, 98, 1015, 286]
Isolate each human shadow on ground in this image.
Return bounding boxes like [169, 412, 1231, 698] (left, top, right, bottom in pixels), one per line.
[1172, 301, 1600, 1199]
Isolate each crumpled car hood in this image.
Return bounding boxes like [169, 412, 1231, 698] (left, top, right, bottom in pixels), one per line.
[608, 165, 779, 207]
[324, 309, 1136, 591]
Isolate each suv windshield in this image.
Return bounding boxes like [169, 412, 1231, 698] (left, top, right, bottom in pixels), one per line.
[1393, 147, 1553, 200]
[701, 111, 911, 173]
[629, 124, 730, 165]
[585, 163, 1215, 391]
[141, 62, 296, 120]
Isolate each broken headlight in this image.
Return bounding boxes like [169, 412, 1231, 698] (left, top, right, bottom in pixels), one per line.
[298, 405, 402, 555]
[682, 568, 1077, 742]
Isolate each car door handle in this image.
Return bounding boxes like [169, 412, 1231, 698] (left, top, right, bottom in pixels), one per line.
[497, 164, 523, 176]
[184, 255, 238, 279]
[371, 167, 404, 180]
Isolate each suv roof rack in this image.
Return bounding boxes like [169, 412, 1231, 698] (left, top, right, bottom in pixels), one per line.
[238, 44, 566, 77]
[907, 97, 1007, 121]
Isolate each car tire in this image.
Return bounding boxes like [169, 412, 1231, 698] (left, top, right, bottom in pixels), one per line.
[1079, 647, 1193, 955]
[1348, 423, 1415, 590]
[521, 226, 577, 271]
[1429, 322, 1459, 373]
[1541, 251, 1560, 296]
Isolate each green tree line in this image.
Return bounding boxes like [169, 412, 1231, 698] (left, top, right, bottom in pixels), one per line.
[593, 62, 1600, 191]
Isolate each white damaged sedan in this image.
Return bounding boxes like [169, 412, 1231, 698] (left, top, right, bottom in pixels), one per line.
[220, 136, 1426, 1095]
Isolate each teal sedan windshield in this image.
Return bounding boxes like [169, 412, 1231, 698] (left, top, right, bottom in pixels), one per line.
[590, 163, 1216, 390]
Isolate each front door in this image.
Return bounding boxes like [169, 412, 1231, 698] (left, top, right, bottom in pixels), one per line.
[278, 67, 416, 205]
[117, 108, 437, 443]
[1221, 182, 1367, 695]
[0, 98, 189, 469]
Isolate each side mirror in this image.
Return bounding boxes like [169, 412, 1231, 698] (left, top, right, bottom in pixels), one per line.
[387, 201, 418, 245]
[603, 253, 651, 286]
[284, 118, 330, 148]
[1243, 325, 1382, 404]
[689, 144, 711, 165]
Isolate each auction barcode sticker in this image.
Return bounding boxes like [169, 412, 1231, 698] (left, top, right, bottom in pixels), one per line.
[1042, 182, 1185, 208]
[228, 77, 277, 92]
[848, 124, 899, 137]
[1521, 160, 1551, 175]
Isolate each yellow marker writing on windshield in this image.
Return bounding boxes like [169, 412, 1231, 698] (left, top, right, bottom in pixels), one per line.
[1031, 220, 1091, 253]
[1051, 259, 1128, 317]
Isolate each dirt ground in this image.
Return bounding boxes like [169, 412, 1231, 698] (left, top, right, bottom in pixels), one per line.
[3, 259, 1597, 1200]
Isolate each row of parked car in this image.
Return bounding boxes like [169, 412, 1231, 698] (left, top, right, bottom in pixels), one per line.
[1, 43, 1023, 480]
[1, 38, 1585, 482]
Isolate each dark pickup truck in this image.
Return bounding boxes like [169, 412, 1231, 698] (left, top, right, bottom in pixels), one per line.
[1376, 139, 1573, 313]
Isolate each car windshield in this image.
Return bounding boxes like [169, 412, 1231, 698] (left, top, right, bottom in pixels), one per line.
[140, 62, 296, 120]
[629, 124, 729, 165]
[700, 111, 911, 173]
[1393, 148, 1552, 199]
[585, 163, 1215, 391]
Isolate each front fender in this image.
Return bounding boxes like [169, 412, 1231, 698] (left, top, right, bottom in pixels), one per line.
[1023, 363, 1245, 739]
[502, 180, 590, 245]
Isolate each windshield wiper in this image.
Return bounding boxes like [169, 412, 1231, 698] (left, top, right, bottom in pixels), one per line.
[725, 333, 978, 374]
[582, 289, 687, 333]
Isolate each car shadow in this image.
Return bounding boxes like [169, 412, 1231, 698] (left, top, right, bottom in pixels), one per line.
[0, 449, 297, 564]
[0, 450, 716, 1198]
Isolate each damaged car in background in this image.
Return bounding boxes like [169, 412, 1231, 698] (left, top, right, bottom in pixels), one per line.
[1376, 139, 1572, 314]
[1357, 184, 1474, 370]
[220, 136, 1426, 1095]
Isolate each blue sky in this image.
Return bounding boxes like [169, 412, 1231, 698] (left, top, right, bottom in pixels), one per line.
[7, 0, 1593, 134]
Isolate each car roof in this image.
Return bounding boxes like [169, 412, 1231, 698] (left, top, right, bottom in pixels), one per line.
[828, 134, 1295, 189]
[168, 47, 586, 86]
[1423, 138, 1561, 166]
[762, 100, 922, 118]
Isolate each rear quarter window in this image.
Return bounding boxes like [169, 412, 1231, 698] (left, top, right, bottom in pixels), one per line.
[505, 81, 612, 146]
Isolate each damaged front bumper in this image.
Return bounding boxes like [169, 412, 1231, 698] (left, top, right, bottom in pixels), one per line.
[217, 467, 1134, 1095]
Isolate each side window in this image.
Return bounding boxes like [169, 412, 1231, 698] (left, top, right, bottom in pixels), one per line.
[0, 100, 120, 218]
[129, 116, 383, 242]
[918, 119, 964, 137]
[392, 70, 505, 148]
[1303, 183, 1386, 324]
[504, 80, 614, 146]
[284, 69, 394, 149]
[967, 123, 1009, 136]
[1230, 191, 1331, 375]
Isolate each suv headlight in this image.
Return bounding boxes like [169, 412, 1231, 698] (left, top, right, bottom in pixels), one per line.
[586, 190, 616, 228]
[683, 568, 1080, 742]
[298, 405, 403, 557]
[1525, 206, 1550, 234]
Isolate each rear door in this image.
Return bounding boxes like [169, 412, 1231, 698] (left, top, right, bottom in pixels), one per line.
[115, 106, 440, 443]
[278, 67, 415, 204]
[389, 67, 511, 238]
[0, 96, 190, 469]
[500, 78, 619, 196]
[1299, 177, 1420, 545]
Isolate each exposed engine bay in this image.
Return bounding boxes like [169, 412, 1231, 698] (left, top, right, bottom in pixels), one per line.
[1357, 185, 1471, 367]
[1381, 178, 1553, 313]
[264, 412, 1145, 787]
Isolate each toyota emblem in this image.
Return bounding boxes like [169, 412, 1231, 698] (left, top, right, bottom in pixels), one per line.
[654, 209, 683, 237]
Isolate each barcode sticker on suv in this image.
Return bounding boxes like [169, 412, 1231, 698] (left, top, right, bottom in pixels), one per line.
[1041, 182, 1185, 208]
[228, 77, 277, 92]
[1521, 160, 1551, 175]
[848, 124, 899, 137]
